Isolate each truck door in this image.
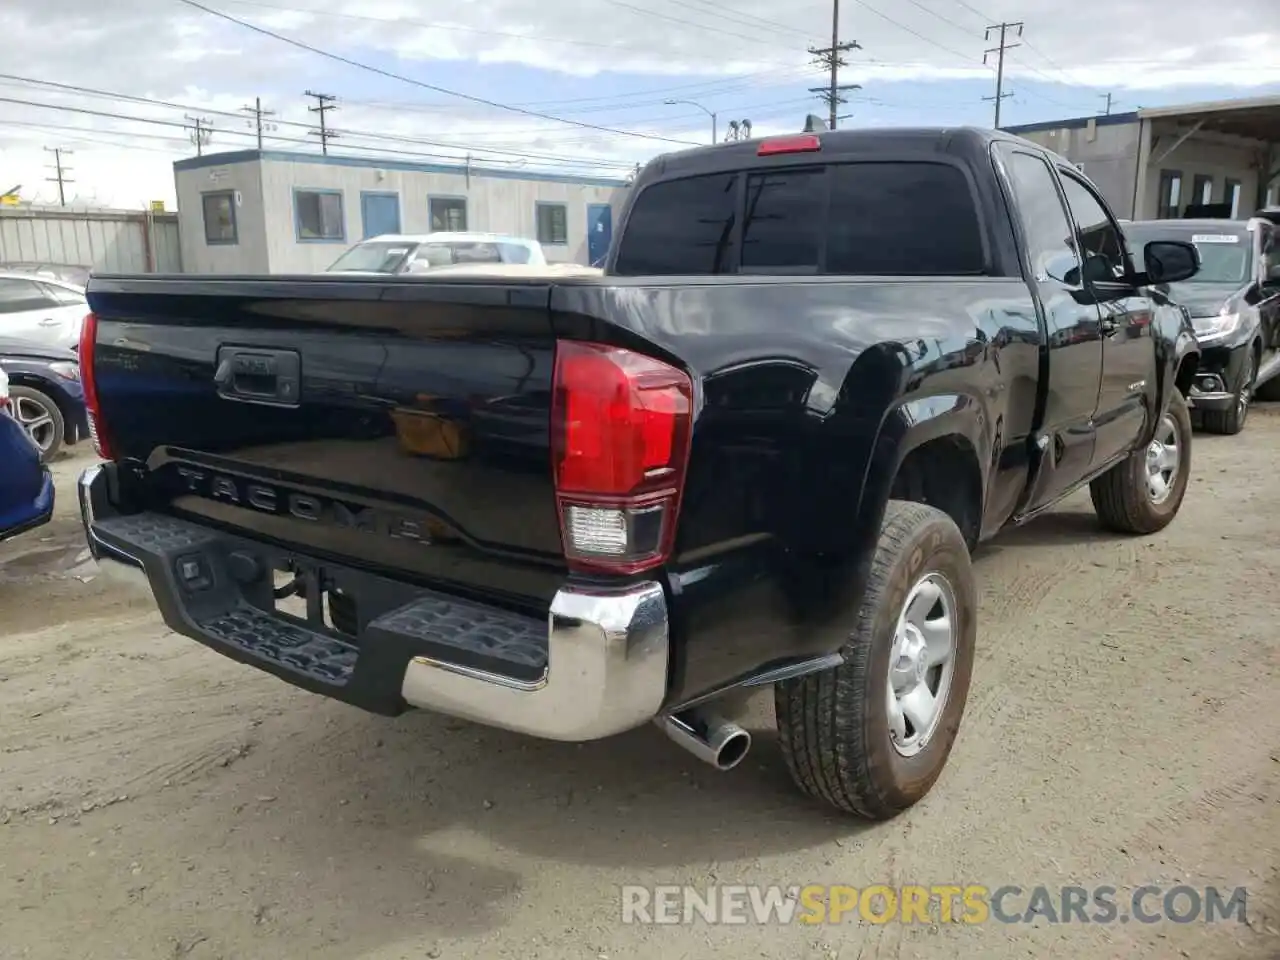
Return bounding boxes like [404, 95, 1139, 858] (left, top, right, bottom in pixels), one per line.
[1056, 171, 1153, 468]
[996, 147, 1103, 513]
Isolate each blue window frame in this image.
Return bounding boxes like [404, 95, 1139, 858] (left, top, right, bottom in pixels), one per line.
[428, 195, 468, 232]
[294, 188, 346, 242]
[535, 201, 569, 245]
[202, 190, 237, 245]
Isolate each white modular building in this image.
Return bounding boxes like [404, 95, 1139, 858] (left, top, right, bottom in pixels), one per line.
[173, 149, 631, 275]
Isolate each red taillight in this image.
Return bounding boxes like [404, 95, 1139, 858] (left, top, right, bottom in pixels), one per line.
[552, 341, 693, 574]
[78, 312, 116, 459]
[757, 134, 821, 156]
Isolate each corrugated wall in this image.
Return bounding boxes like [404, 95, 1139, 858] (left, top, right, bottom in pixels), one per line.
[0, 206, 182, 273]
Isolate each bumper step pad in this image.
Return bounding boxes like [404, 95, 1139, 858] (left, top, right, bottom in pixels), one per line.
[88, 509, 548, 703]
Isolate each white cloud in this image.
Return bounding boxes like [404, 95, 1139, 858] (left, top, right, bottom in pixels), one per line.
[1, 0, 1277, 207]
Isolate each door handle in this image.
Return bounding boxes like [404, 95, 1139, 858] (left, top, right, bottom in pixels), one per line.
[38, 317, 60, 327]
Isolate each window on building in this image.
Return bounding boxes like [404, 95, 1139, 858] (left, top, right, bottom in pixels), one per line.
[535, 203, 568, 245]
[1192, 174, 1214, 206]
[1157, 170, 1182, 219]
[295, 189, 345, 241]
[202, 191, 237, 244]
[1224, 178, 1242, 218]
[429, 197, 468, 232]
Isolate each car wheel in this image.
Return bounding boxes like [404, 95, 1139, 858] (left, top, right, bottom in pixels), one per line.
[774, 500, 976, 819]
[9, 386, 64, 462]
[1200, 350, 1254, 435]
[1090, 389, 1192, 534]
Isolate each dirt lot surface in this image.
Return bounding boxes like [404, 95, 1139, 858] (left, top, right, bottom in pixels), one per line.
[2, 415, 1279, 960]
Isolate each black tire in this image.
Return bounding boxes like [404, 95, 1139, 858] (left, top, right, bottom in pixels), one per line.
[1199, 350, 1255, 435]
[774, 501, 977, 820]
[1090, 389, 1192, 535]
[9, 385, 64, 462]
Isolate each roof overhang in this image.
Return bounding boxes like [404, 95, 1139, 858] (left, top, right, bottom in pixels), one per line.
[1138, 95, 1280, 143]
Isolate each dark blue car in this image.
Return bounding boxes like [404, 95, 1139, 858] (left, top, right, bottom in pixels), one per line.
[0, 366, 55, 542]
[0, 336, 88, 461]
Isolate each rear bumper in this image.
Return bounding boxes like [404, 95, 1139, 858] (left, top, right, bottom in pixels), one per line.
[77, 464, 669, 741]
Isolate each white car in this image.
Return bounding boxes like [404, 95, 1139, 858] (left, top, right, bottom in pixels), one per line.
[0, 271, 89, 351]
[325, 232, 548, 275]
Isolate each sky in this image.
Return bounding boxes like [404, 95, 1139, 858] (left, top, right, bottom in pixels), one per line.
[2, 0, 1279, 209]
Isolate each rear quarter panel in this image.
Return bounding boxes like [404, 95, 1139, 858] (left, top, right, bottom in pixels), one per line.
[553, 276, 1042, 702]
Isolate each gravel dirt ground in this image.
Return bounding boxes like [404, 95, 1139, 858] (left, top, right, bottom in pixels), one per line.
[1, 413, 1278, 960]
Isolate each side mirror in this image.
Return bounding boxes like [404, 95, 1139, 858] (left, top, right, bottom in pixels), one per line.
[1143, 240, 1200, 285]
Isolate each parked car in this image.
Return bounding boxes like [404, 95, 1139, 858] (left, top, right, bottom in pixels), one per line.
[0, 366, 55, 543]
[0, 271, 89, 352]
[0, 337, 88, 460]
[0, 262, 91, 290]
[1121, 218, 1280, 434]
[76, 127, 1200, 818]
[325, 233, 547, 274]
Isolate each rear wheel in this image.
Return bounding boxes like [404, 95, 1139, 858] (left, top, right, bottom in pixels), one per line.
[774, 501, 976, 819]
[1090, 389, 1192, 534]
[1200, 350, 1254, 435]
[9, 386, 64, 462]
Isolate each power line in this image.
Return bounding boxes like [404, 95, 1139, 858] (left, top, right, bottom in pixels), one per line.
[43, 147, 73, 206]
[982, 21, 1022, 129]
[809, 0, 862, 130]
[184, 114, 213, 155]
[0, 97, 631, 177]
[172, 0, 700, 146]
[241, 96, 276, 149]
[304, 90, 337, 155]
[0, 75, 638, 170]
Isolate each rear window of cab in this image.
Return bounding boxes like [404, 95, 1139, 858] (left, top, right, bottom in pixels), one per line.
[613, 162, 985, 277]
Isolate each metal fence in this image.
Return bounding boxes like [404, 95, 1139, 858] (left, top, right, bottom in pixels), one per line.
[0, 205, 182, 274]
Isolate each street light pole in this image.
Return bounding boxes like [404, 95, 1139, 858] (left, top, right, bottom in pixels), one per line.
[665, 99, 717, 144]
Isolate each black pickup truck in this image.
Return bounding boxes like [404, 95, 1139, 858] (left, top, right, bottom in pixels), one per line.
[77, 128, 1202, 819]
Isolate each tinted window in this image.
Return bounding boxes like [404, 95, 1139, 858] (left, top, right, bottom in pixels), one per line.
[826, 163, 983, 275]
[614, 173, 738, 275]
[741, 169, 822, 270]
[0, 278, 53, 314]
[326, 241, 415, 273]
[1059, 173, 1127, 282]
[1003, 151, 1080, 284]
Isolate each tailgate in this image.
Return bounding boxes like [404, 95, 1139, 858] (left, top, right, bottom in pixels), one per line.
[86, 276, 564, 608]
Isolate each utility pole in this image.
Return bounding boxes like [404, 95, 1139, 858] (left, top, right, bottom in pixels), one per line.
[43, 148, 73, 207]
[305, 90, 338, 155]
[1100, 92, 1114, 116]
[241, 97, 277, 149]
[808, 0, 861, 131]
[982, 21, 1022, 129]
[184, 115, 213, 156]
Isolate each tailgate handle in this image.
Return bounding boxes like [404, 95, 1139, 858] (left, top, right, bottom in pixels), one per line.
[214, 346, 301, 407]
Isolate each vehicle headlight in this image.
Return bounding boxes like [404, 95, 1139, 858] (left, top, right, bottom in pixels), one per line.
[1191, 309, 1242, 343]
[47, 361, 81, 381]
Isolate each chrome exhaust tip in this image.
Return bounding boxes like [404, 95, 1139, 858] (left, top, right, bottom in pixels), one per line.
[658, 709, 752, 771]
